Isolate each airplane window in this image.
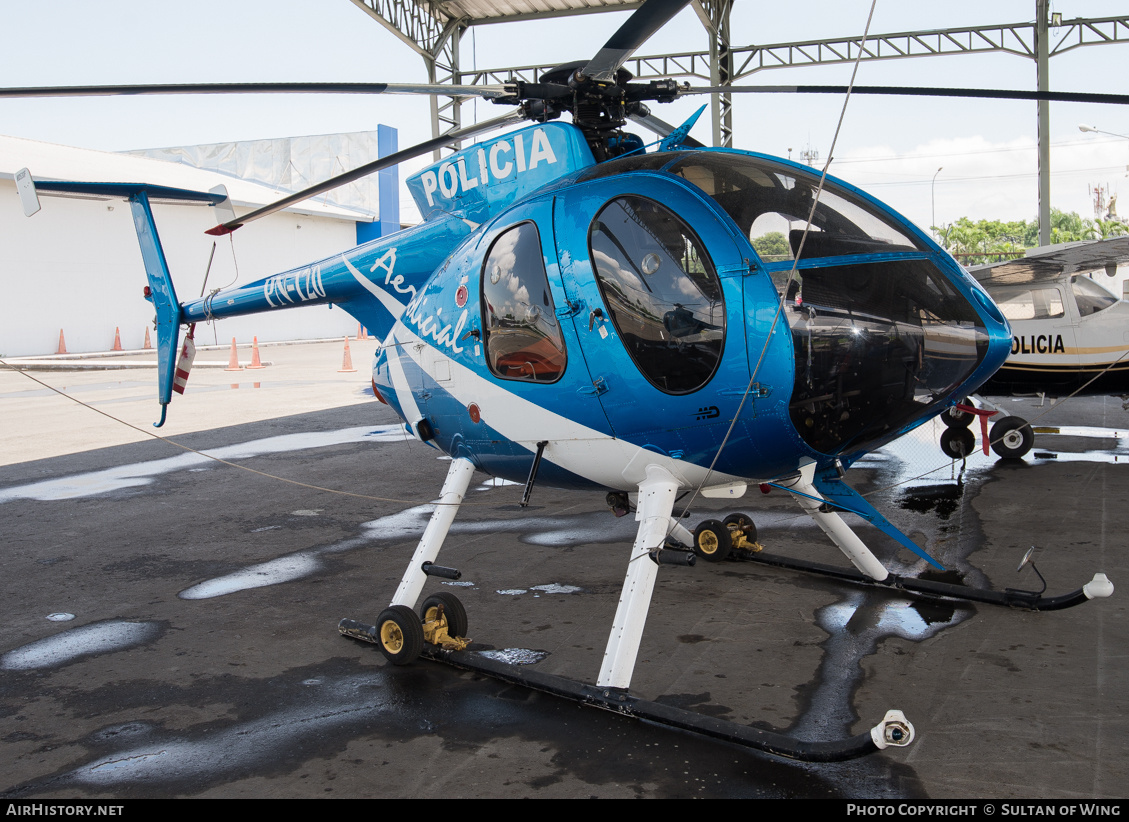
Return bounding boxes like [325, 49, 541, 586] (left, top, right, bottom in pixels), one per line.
[665, 153, 921, 261]
[481, 222, 567, 382]
[1071, 275, 1118, 317]
[993, 287, 1065, 321]
[589, 196, 726, 394]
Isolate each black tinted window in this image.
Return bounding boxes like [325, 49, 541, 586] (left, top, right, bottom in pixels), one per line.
[589, 196, 725, 394]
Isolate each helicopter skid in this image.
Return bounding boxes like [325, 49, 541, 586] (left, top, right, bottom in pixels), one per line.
[733, 550, 1113, 611]
[338, 614, 915, 761]
[416, 643, 913, 762]
[335, 621, 911, 761]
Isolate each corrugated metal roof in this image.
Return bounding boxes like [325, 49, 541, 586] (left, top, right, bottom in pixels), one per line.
[0, 134, 369, 223]
[427, 0, 640, 25]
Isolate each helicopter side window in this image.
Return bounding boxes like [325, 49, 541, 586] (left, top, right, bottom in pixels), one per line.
[1071, 275, 1118, 317]
[588, 196, 725, 394]
[481, 222, 567, 383]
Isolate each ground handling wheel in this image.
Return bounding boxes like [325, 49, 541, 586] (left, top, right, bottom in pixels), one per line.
[722, 513, 759, 553]
[376, 605, 424, 665]
[940, 426, 976, 459]
[419, 592, 469, 650]
[693, 519, 733, 562]
[990, 415, 1034, 459]
[942, 401, 974, 428]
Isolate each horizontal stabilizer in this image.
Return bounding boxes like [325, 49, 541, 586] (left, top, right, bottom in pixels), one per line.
[26, 179, 231, 206]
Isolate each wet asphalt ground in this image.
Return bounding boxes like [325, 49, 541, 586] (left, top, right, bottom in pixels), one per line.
[0, 347, 1125, 799]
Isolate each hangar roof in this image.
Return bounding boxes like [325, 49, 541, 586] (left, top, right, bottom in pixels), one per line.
[403, 1, 640, 26]
[0, 134, 371, 223]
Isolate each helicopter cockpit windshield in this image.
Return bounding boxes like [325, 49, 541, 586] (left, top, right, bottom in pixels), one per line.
[662, 152, 992, 457]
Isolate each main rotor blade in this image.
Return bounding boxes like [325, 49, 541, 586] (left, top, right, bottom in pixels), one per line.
[583, 0, 691, 83]
[0, 82, 513, 99]
[205, 111, 526, 236]
[687, 84, 1129, 106]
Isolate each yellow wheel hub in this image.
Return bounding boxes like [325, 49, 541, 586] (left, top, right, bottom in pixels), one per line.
[698, 531, 719, 554]
[380, 620, 404, 653]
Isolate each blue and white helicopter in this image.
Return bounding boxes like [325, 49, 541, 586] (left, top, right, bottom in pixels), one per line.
[10, 0, 1116, 762]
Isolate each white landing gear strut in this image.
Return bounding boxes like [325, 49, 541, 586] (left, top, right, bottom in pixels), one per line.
[343, 458, 917, 761]
[777, 462, 891, 582]
[338, 457, 476, 665]
[598, 464, 681, 690]
[391, 456, 476, 609]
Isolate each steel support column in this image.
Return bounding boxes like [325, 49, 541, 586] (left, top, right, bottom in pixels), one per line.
[694, 0, 733, 148]
[1036, 0, 1051, 246]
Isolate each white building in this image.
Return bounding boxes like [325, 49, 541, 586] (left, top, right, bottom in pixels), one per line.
[1, 134, 388, 357]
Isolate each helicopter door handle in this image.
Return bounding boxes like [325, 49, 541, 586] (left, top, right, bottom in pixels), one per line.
[588, 308, 604, 331]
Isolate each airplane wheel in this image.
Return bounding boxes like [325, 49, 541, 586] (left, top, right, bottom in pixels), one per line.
[723, 512, 757, 543]
[693, 519, 732, 562]
[376, 605, 424, 665]
[942, 402, 974, 428]
[940, 427, 976, 459]
[990, 416, 1034, 459]
[420, 592, 468, 639]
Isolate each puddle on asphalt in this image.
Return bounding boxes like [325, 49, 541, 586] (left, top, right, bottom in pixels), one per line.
[476, 648, 549, 665]
[179, 553, 322, 600]
[1, 621, 162, 670]
[530, 583, 584, 595]
[11, 409, 1128, 793]
[0, 425, 411, 503]
[66, 673, 393, 787]
[476, 478, 522, 491]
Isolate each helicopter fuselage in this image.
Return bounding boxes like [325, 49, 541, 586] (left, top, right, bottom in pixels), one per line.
[169, 121, 1011, 495]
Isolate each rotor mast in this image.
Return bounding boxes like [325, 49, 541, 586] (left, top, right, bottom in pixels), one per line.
[346, 0, 736, 150]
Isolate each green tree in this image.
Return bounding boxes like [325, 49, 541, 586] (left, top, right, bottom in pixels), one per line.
[934, 210, 1125, 262]
[1049, 209, 1097, 243]
[752, 231, 790, 262]
[934, 217, 1029, 262]
[1095, 218, 1129, 240]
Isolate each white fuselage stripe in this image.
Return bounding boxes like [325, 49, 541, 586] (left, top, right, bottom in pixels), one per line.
[388, 321, 745, 490]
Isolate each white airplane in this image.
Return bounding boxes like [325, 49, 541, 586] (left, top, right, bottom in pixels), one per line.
[939, 236, 1129, 459]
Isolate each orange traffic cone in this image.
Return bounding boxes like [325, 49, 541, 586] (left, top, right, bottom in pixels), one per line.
[247, 336, 266, 369]
[56, 329, 67, 355]
[143, 327, 152, 350]
[112, 327, 123, 351]
[224, 337, 243, 371]
[357, 322, 367, 340]
[338, 336, 356, 373]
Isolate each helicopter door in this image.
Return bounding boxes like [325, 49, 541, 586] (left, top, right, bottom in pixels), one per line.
[554, 187, 750, 445]
[476, 200, 614, 439]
